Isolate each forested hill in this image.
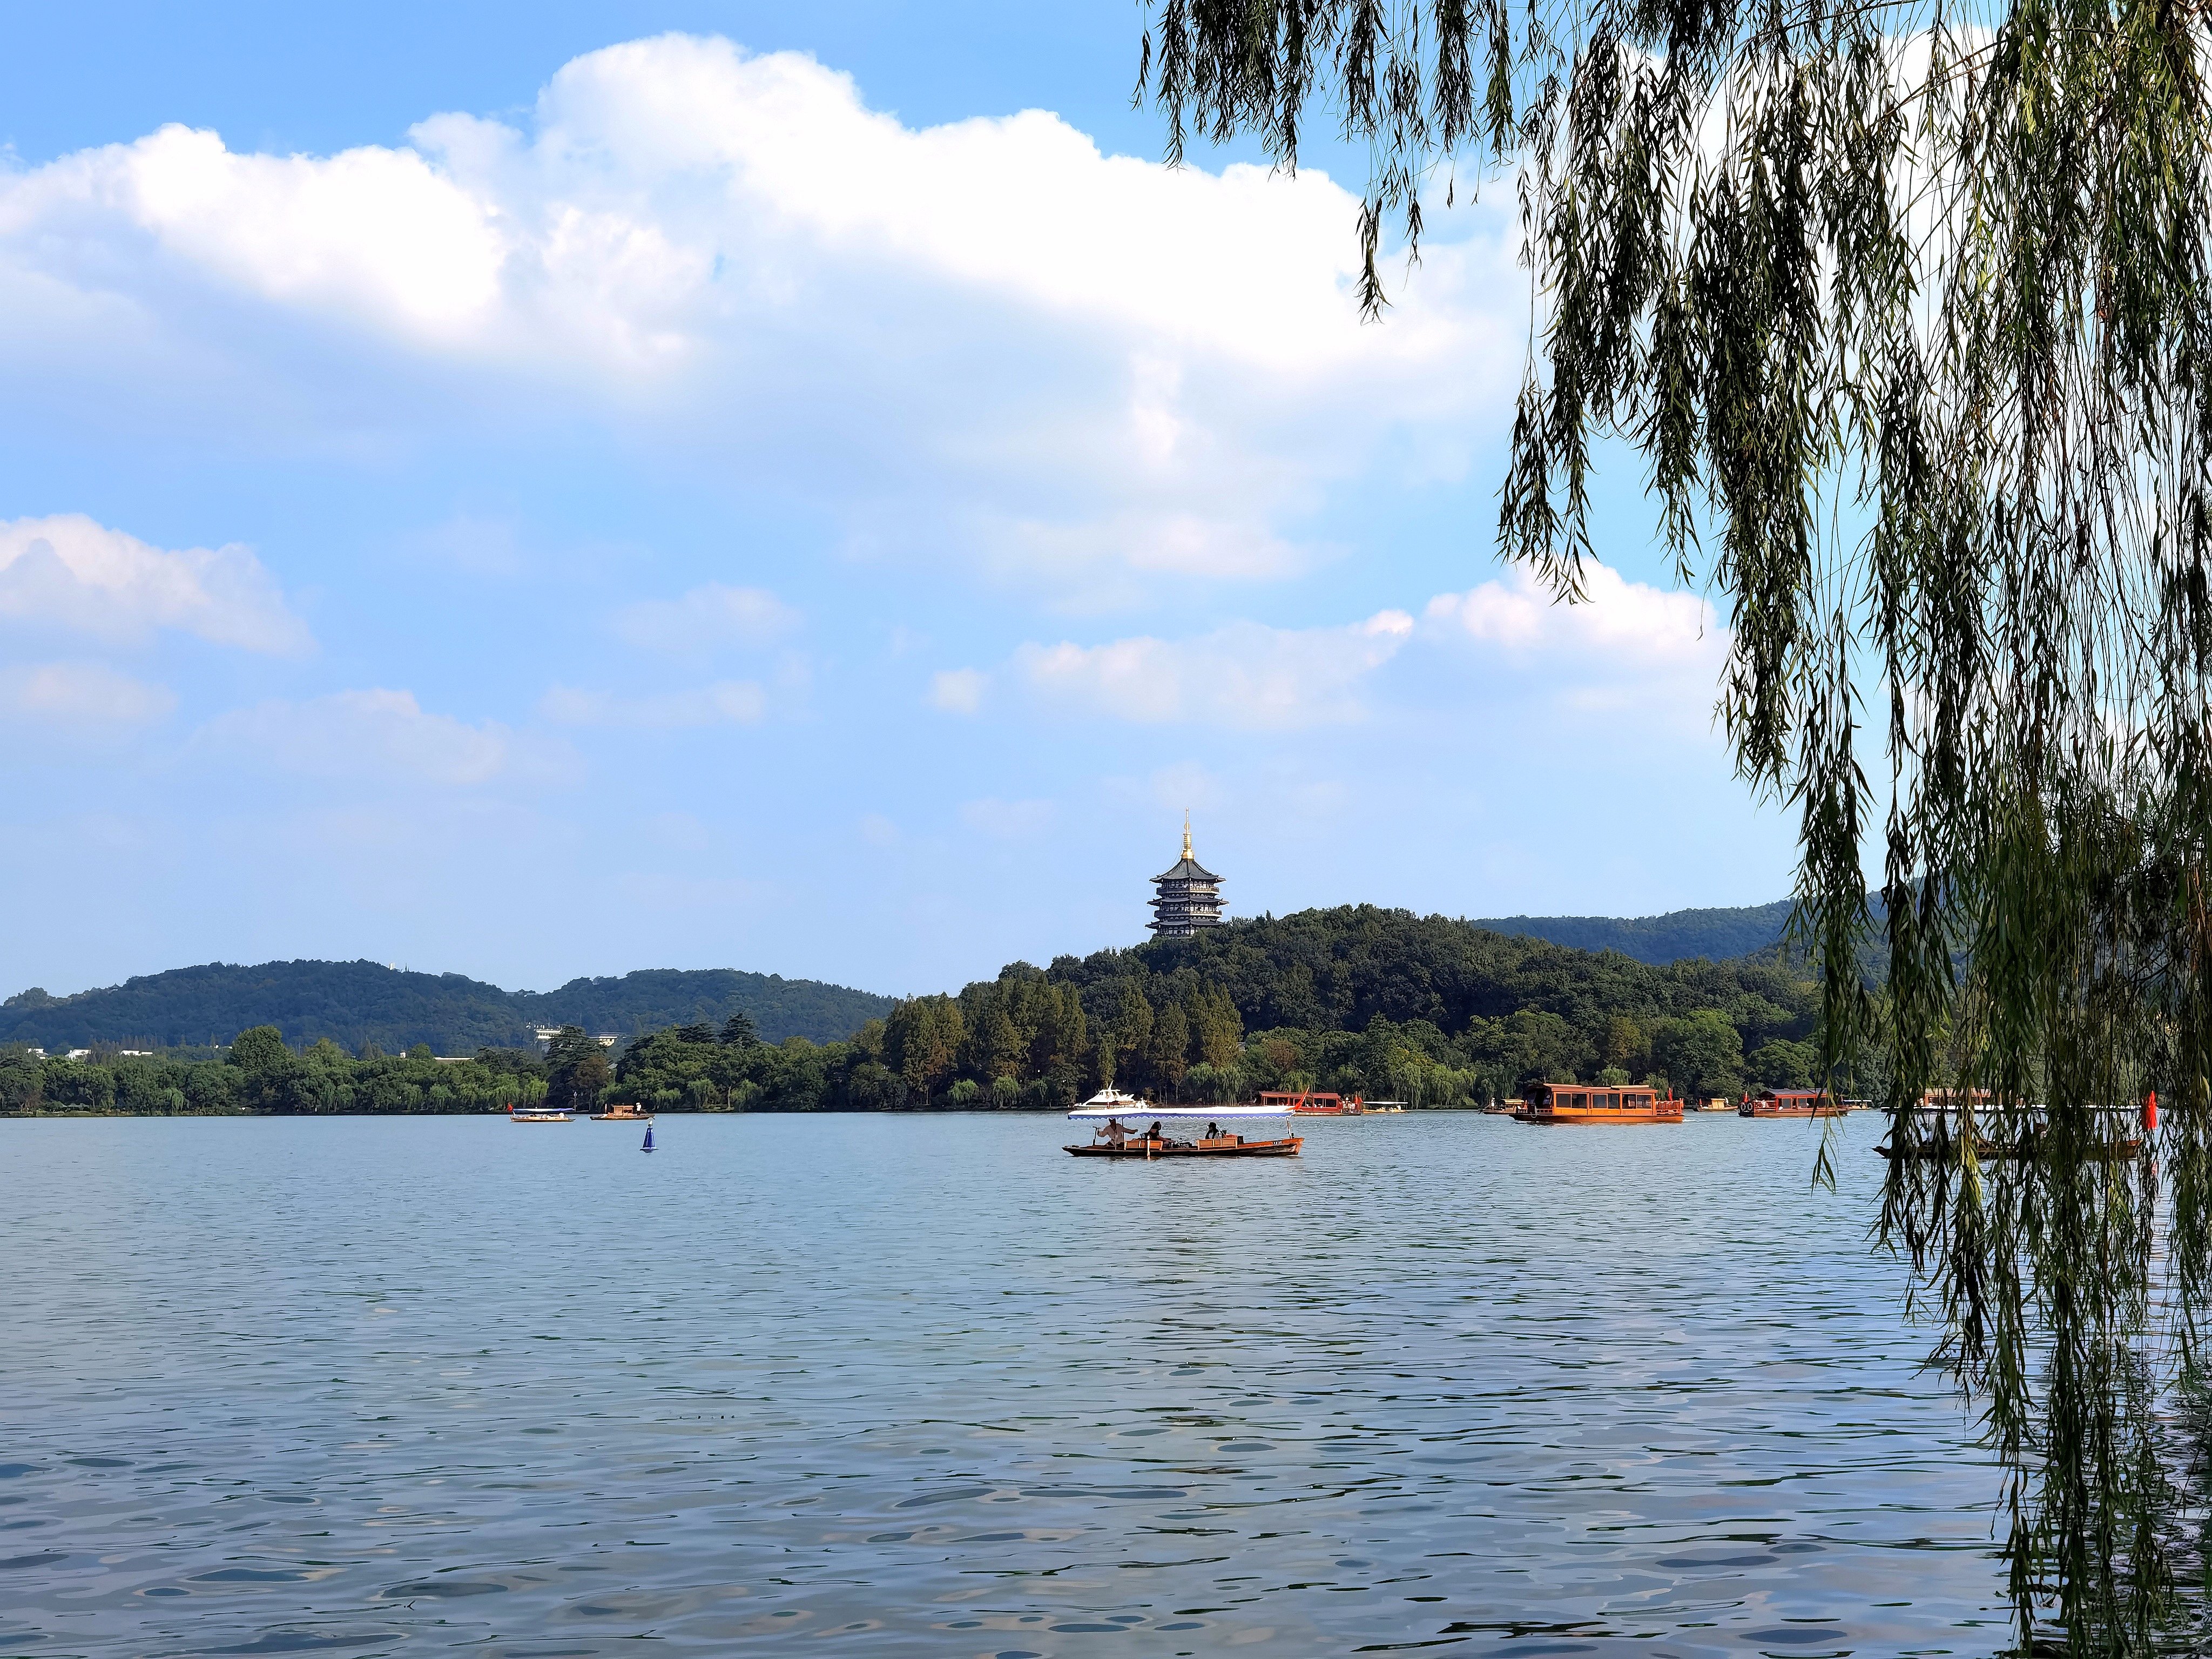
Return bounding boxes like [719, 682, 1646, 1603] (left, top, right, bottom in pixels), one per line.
[0, 960, 893, 1053]
[1468, 899, 1796, 965]
[4, 905, 1830, 1116]
[1098, 904, 1811, 1048]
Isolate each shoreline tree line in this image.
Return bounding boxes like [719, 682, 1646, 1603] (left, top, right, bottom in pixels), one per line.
[2, 907, 1823, 1116]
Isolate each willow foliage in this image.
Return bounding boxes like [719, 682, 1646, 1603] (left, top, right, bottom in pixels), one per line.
[1142, 0, 2212, 1648]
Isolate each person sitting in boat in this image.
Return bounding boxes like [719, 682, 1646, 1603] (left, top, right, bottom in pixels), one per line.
[1206, 1122, 1222, 1139]
[1145, 1121, 1164, 1142]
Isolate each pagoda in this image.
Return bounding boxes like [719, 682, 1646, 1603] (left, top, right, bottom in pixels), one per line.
[1149, 815, 1225, 936]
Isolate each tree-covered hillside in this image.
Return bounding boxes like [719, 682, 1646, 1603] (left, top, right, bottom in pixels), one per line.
[1470, 899, 1796, 965]
[2, 907, 1836, 1116]
[604, 906, 1827, 1116]
[0, 960, 892, 1053]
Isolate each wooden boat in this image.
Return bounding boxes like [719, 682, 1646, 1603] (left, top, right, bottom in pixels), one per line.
[1260, 1090, 1364, 1115]
[1740, 1088, 1850, 1118]
[1513, 1082, 1683, 1125]
[1876, 1131, 2142, 1163]
[1877, 1099, 2150, 1163]
[1064, 1094, 1303, 1158]
[591, 1104, 653, 1121]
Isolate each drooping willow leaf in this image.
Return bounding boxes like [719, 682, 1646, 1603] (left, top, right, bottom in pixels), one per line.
[1141, 0, 2212, 1649]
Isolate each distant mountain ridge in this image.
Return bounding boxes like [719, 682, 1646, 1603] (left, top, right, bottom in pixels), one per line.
[0, 960, 894, 1054]
[1470, 899, 1796, 966]
[0, 901, 1808, 1056]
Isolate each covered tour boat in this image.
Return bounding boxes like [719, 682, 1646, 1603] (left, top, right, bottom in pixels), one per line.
[1065, 1091, 1303, 1158]
[1512, 1082, 1683, 1125]
[508, 1103, 572, 1124]
[1258, 1089, 1366, 1115]
[1739, 1088, 1849, 1117]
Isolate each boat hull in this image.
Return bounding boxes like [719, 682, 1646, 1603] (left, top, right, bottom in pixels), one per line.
[1065, 1136, 1303, 1158]
[1877, 1135, 2141, 1162]
[1741, 1105, 1850, 1118]
[1512, 1107, 1682, 1125]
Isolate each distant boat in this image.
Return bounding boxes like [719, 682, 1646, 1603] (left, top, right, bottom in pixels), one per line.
[642, 1123, 656, 1154]
[509, 1103, 572, 1124]
[1260, 1089, 1365, 1115]
[1740, 1089, 1850, 1118]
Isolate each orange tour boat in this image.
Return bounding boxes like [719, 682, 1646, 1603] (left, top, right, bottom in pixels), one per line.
[1513, 1082, 1683, 1125]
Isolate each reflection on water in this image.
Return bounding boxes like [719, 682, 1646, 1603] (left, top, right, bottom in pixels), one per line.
[2, 1112, 2009, 1656]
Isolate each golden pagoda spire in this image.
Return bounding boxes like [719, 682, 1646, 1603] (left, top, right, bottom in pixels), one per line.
[1182, 811, 1193, 862]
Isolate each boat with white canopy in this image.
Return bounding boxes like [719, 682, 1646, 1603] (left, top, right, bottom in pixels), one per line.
[1065, 1091, 1304, 1158]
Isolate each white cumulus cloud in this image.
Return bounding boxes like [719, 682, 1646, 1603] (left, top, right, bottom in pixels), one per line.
[0, 660, 175, 724]
[1423, 561, 1725, 718]
[1017, 610, 1415, 730]
[0, 35, 1521, 602]
[0, 514, 308, 653]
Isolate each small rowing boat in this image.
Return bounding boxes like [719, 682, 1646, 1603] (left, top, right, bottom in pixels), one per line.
[1064, 1094, 1303, 1158]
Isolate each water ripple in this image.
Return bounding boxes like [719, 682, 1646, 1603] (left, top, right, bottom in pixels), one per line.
[1, 1112, 2007, 1655]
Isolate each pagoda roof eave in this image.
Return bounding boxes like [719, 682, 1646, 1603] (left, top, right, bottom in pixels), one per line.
[1151, 858, 1221, 882]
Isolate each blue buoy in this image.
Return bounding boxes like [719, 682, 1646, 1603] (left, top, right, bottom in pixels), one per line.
[642, 1123, 655, 1154]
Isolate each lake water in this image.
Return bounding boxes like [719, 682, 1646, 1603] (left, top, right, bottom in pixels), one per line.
[2, 1111, 2011, 1658]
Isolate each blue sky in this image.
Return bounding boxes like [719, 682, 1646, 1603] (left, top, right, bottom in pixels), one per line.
[0, 1, 1795, 1000]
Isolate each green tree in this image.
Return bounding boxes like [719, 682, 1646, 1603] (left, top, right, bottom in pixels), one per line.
[0, 1044, 42, 1111]
[1493, 1009, 1577, 1091]
[1108, 983, 1153, 1086]
[1599, 1014, 1648, 1079]
[886, 995, 964, 1101]
[984, 999, 1024, 1081]
[1147, 1004, 1191, 1097]
[1749, 1039, 1818, 1092]
[544, 1027, 610, 1114]
[1653, 1013, 1745, 1103]
[1142, 3, 2207, 1640]
[1188, 983, 1243, 1070]
[228, 1026, 287, 1072]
